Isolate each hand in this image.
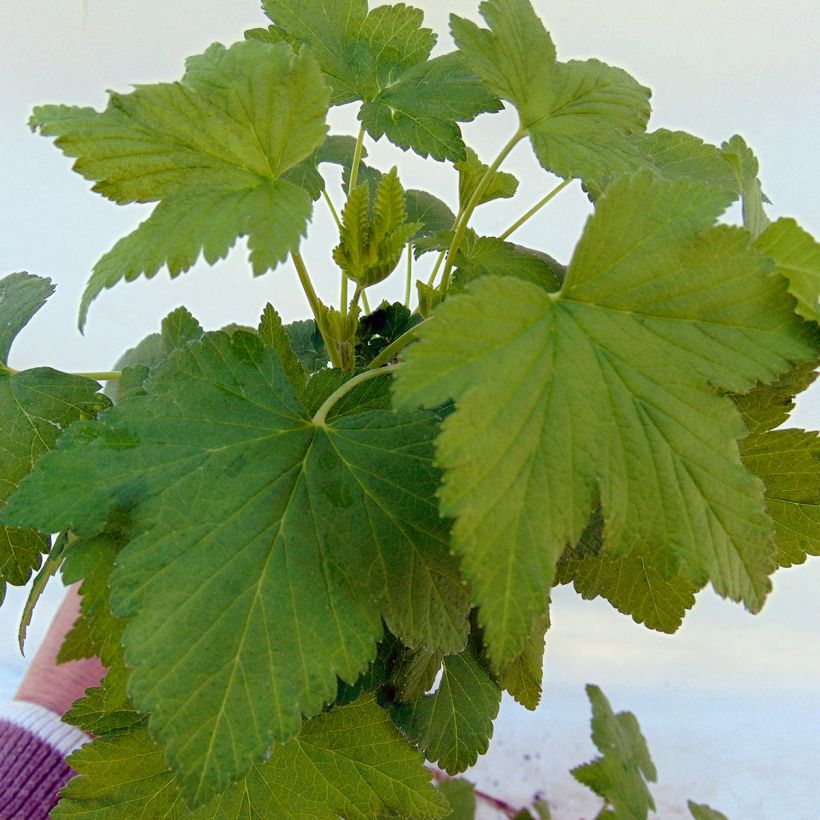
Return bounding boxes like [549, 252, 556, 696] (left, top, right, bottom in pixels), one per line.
[14, 585, 106, 716]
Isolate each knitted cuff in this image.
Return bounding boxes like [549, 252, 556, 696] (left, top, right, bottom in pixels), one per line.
[0, 701, 90, 820]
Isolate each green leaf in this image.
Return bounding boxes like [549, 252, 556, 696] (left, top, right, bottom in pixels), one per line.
[356, 301, 422, 366]
[451, 0, 651, 183]
[0, 272, 55, 365]
[688, 801, 730, 820]
[497, 610, 547, 710]
[571, 685, 656, 820]
[756, 218, 820, 323]
[436, 778, 476, 819]
[585, 129, 740, 201]
[405, 190, 457, 239]
[450, 232, 563, 294]
[0, 369, 109, 597]
[390, 646, 444, 703]
[721, 135, 770, 239]
[733, 361, 818, 436]
[3, 331, 467, 800]
[64, 661, 141, 736]
[55, 697, 449, 819]
[741, 428, 820, 568]
[455, 147, 519, 210]
[334, 169, 421, 287]
[392, 642, 501, 774]
[18, 532, 67, 655]
[31, 41, 330, 328]
[284, 319, 328, 373]
[258, 303, 309, 398]
[360, 52, 502, 162]
[263, 0, 435, 106]
[395, 172, 817, 669]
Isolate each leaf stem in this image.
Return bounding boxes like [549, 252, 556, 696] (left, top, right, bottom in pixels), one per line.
[348, 124, 366, 192]
[499, 177, 573, 240]
[426, 249, 447, 287]
[312, 363, 401, 425]
[322, 189, 343, 232]
[440, 129, 525, 292]
[292, 251, 342, 369]
[366, 321, 426, 370]
[341, 125, 367, 317]
[360, 289, 371, 314]
[404, 242, 413, 307]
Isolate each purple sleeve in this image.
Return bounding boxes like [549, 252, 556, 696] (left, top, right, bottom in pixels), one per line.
[0, 702, 89, 820]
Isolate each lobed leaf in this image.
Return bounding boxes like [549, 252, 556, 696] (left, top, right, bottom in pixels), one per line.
[55, 696, 448, 819]
[451, 0, 651, 184]
[2, 330, 467, 800]
[31, 41, 330, 328]
[721, 134, 770, 239]
[395, 172, 818, 669]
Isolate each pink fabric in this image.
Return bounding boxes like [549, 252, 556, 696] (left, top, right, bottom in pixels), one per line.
[0, 718, 76, 819]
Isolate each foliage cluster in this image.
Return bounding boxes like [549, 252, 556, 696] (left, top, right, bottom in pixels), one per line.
[1, 0, 819, 816]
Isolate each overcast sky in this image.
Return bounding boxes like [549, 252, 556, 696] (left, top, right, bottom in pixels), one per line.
[1, 2, 819, 815]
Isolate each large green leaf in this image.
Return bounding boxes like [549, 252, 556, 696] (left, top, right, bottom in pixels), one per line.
[395, 172, 817, 669]
[2, 330, 467, 800]
[392, 642, 501, 774]
[0, 273, 109, 595]
[571, 685, 656, 820]
[54, 697, 448, 819]
[451, 0, 651, 183]
[31, 41, 330, 328]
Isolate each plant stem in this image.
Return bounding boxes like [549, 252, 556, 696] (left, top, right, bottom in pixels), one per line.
[426, 248, 447, 287]
[360, 288, 371, 314]
[348, 124, 366, 192]
[312, 363, 401, 425]
[404, 242, 413, 307]
[322, 189, 343, 232]
[366, 321, 426, 370]
[1, 362, 122, 381]
[440, 129, 525, 292]
[499, 177, 573, 240]
[292, 251, 342, 369]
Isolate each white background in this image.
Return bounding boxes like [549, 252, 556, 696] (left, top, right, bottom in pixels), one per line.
[1, 2, 819, 817]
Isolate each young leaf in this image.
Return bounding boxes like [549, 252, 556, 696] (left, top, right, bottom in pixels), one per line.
[688, 801, 730, 820]
[451, 0, 651, 183]
[722, 134, 770, 239]
[31, 41, 330, 328]
[334, 169, 422, 287]
[395, 172, 818, 669]
[54, 697, 449, 819]
[2, 331, 468, 800]
[571, 685, 656, 820]
[455, 147, 519, 210]
[392, 642, 501, 774]
[755, 218, 820, 324]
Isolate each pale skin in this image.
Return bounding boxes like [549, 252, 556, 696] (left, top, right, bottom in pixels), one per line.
[15, 586, 105, 717]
